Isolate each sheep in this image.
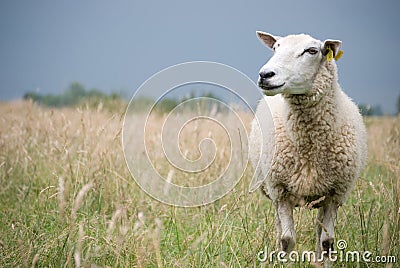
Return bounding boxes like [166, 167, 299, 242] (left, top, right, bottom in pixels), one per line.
[249, 32, 367, 257]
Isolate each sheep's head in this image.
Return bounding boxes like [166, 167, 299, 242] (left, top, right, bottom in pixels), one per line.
[256, 31, 342, 96]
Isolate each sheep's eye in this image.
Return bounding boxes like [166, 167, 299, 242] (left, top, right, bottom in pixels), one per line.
[306, 47, 319, 55]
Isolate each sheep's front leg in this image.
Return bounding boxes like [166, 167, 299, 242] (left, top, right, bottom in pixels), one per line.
[275, 208, 282, 250]
[277, 200, 296, 252]
[319, 201, 338, 253]
[316, 206, 324, 258]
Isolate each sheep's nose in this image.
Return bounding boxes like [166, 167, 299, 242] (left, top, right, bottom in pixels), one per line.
[259, 71, 275, 79]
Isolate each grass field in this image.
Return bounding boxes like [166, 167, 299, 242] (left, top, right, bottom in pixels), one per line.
[0, 100, 399, 267]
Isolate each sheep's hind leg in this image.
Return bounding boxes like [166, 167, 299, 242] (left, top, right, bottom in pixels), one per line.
[277, 200, 296, 252]
[319, 201, 338, 253]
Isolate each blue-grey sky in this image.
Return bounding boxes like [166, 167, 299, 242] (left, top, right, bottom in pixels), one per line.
[1, 0, 399, 114]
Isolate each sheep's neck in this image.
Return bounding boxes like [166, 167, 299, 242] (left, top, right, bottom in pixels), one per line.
[283, 83, 338, 151]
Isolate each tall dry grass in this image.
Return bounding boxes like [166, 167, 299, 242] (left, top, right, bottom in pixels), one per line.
[0, 100, 398, 267]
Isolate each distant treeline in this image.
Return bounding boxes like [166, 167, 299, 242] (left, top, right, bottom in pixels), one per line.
[358, 104, 383, 116]
[23, 82, 225, 114]
[359, 95, 400, 116]
[23, 82, 122, 108]
[398, 95, 400, 115]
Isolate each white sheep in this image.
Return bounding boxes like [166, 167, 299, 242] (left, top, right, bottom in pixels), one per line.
[249, 32, 367, 257]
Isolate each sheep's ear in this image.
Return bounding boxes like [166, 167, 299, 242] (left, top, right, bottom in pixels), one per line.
[256, 31, 280, 50]
[323, 39, 342, 58]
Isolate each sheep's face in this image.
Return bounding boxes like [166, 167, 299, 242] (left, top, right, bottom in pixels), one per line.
[256, 32, 341, 96]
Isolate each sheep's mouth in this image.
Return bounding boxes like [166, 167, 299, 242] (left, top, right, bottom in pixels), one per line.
[258, 82, 285, 91]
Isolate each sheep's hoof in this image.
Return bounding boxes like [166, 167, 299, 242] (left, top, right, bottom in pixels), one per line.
[281, 236, 295, 252]
[321, 237, 334, 253]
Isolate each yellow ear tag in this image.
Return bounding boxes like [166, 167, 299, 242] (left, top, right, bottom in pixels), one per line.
[326, 46, 334, 62]
[334, 50, 344, 61]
